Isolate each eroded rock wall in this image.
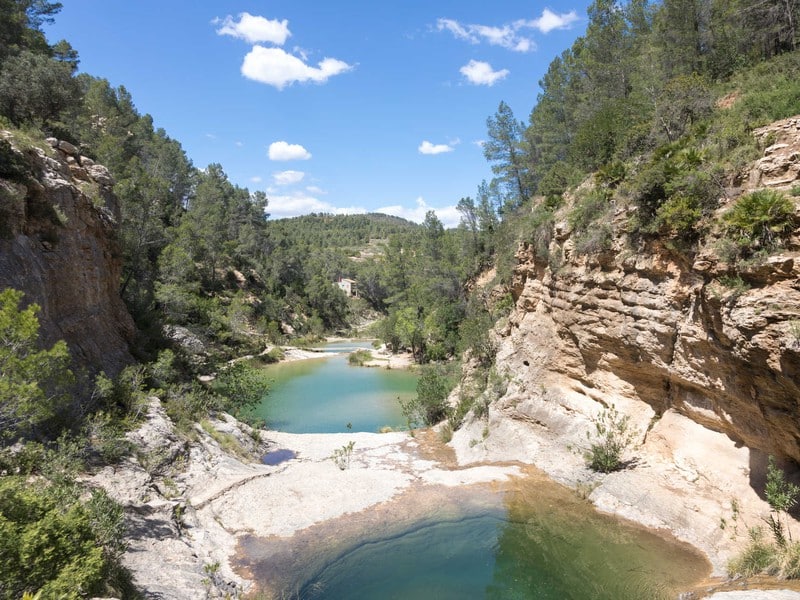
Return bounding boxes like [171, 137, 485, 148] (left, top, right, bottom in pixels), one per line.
[0, 132, 134, 375]
[496, 116, 800, 462]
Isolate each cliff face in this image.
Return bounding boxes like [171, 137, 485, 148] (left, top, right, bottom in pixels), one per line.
[493, 116, 800, 462]
[497, 117, 800, 463]
[446, 118, 800, 572]
[0, 132, 134, 376]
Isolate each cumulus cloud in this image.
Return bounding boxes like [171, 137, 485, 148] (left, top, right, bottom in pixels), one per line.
[268, 141, 312, 161]
[526, 8, 580, 33]
[242, 46, 353, 89]
[378, 197, 461, 228]
[266, 190, 365, 219]
[273, 170, 305, 185]
[460, 60, 509, 86]
[418, 140, 455, 155]
[215, 13, 291, 45]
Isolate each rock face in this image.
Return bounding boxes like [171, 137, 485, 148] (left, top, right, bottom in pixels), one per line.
[451, 116, 800, 572]
[0, 132, 134, 375]
[499, 117, 800, 464]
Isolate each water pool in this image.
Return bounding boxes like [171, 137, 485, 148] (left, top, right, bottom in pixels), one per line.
[237, 477, 708, 599]
[249, 341, 418, 433]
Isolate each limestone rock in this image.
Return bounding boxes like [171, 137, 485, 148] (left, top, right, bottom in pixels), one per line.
[450, 115, 800, 577]
[495, 167, 800, 463]
[750, 116, 800, 190]
[164, 325, 207, 357]
[0, 132, 134, 375]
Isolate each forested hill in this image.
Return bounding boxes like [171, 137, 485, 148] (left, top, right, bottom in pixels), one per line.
[267, 213, 418, 254]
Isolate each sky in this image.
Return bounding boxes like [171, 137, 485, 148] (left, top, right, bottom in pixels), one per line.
[44, 1, 593, 227]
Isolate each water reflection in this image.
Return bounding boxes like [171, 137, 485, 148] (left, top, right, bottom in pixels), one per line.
[249, 341, 418, 433]
[235, 474, 709, 599]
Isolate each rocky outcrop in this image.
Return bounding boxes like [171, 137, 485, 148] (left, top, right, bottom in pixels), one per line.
[497, 116, 800, 464]
[749, 116, 800, 191]
[451, 116, 800, 573]
[0, 131, 134, 375]
[506, 236, 800, 461]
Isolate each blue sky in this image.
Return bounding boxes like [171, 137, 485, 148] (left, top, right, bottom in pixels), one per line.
[45, 1, 592, 226]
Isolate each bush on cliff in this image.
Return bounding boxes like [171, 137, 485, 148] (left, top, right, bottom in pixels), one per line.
[585, 404, 637, 473]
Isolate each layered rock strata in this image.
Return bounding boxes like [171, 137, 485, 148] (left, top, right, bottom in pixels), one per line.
[452, 115, 800, 572]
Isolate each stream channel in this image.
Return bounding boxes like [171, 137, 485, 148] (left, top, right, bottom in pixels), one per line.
[243, 341, 709, 598]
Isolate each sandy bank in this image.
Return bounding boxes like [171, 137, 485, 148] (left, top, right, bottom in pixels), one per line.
[273, 339, 415, 370]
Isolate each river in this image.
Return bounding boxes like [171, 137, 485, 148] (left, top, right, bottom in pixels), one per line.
[239, 341, 709, 598]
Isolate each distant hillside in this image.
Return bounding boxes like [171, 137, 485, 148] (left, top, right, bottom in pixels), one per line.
[266, 213, 419, 254]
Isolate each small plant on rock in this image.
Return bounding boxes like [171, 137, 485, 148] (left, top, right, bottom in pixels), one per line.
[765, 456, 800, 546]
[585, 404, 638, 473]
[332, 440, 355, 470]
[728, 457, 800, 579]
[723, 189, 795, 254]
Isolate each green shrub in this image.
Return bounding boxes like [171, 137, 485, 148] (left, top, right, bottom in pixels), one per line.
[585, 404, 637, 473]
[595, 161, 626, 188]
[718, 275, 751, 297]
[655, 193, 702, 238]
[574, 223, 613, 256]
[331, 440, 355, 470]
[727, 528, 777, 578]
[765, 456, 800, 547]
[723, 190, 795, 253]
[0, 138, 31, 182]
[93, 365, 148, 422]
[525, 203, 556, 262]
[0, 288, 74, 443]
[211, 361, 271, 418]
[568, 188, 610, 233]
[262, 346, 285, 363]
[400, 364, 454, 428]
[0, 477, 127, 599]
[348, 349, 372, 366]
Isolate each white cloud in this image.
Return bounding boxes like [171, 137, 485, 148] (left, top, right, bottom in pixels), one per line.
[241, 46, 353, 89]
[306, 185, 326, 195]
[250, 176, 263, 183]
[268, 141, 312, 161]
[273, 170, 305, 185]
[377, 197, 460, 228]
[436, 10, 580, 51]
[215, 13, 291, 45]
[266, 190, 366, 219]
[460, 60, 509, 86]
[419, 140, 454, 155]
[436, 17, 534, 52]
[526, 9, 580, 34]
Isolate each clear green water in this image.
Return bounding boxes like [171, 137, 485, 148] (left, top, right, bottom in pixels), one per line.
[241, 341, 707, 598]
[249, 341, 418, 433]
[298, 497, 705, 600]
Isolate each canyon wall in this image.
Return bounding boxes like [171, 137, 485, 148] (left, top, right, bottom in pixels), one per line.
[498, 116, 800, 463]
[451, 117, 800, 571]
[0, 132, 134, 376]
